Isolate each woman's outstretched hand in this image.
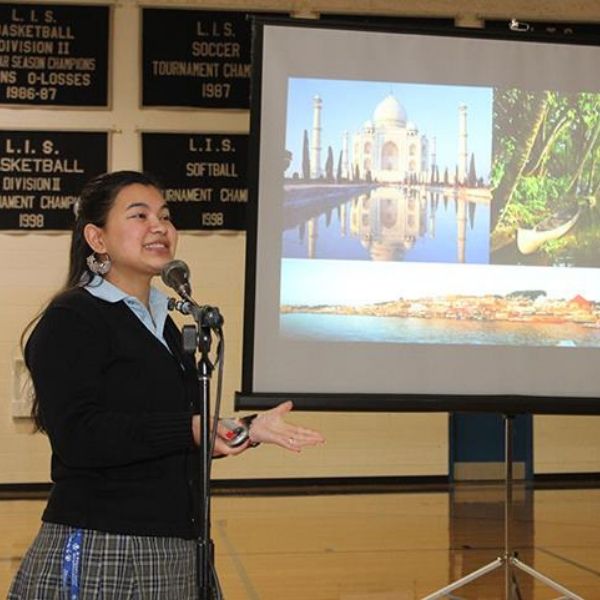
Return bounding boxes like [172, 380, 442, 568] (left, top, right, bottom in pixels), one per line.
[248, 400, 325, 452]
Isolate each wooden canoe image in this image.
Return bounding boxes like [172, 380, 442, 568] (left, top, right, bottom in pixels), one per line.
[516, 207, 581, 255]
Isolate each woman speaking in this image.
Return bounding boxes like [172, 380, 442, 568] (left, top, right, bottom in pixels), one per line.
[9, 170, 324, 599]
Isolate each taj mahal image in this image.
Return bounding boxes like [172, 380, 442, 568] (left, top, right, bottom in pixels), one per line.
[305, 92, 473, 185]
[283, 81, 492, 265]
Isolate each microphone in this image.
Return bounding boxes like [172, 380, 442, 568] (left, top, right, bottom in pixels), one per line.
[161, 260, 192, 298]
[162, 260, 224, 329]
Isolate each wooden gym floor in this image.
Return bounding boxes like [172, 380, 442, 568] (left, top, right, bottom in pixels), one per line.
[1, 484, 599, 599]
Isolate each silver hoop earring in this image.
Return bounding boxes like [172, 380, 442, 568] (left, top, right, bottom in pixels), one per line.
[86, 252, 111, 276]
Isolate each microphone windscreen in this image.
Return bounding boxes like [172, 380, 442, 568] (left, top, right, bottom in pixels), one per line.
[161, 260, 190, 293]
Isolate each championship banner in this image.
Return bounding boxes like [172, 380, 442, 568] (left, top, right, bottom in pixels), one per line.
[142, 132, 248, 230]
[0, 3, 109, 107]
[142, 8, 251, 109]
[0, 130, 108, 230]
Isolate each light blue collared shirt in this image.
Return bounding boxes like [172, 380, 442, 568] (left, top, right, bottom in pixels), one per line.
[85, 276, 171, 352]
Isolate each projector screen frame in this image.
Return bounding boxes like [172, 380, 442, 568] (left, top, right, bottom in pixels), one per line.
[237, 17, 600, 415]
[235, 391, 600, 414]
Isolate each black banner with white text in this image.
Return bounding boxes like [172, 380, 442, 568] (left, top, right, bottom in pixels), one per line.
[142, 132, 248, 230]
[142, 8, 251, 109]
[0, 3, 109, 106]
[0, 130, 108, 230]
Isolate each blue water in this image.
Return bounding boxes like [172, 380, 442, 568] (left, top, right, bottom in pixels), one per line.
[282, 185, 490, 264]
[280, 313, 600, 348]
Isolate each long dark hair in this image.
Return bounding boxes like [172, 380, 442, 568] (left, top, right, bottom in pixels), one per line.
[24, 170, 163, 431]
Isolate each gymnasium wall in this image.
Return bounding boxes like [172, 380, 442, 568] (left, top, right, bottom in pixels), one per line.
[0, 0, 598, 484]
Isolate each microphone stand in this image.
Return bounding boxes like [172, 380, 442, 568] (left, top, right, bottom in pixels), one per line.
[170, 297, 224, 600]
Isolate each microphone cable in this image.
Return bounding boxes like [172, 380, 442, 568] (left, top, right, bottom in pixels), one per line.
[208, 327, 225, 479]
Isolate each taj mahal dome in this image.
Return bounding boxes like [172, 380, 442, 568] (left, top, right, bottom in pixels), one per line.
[352, 94, 429, 183]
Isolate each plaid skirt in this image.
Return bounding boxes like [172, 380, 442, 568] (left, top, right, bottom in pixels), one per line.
[8, 522, 198, 599]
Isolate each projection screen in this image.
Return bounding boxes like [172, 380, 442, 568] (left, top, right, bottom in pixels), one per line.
[237, 20, 600, 413]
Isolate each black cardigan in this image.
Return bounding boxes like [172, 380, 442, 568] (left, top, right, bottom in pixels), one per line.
[26, 287, 203, 539]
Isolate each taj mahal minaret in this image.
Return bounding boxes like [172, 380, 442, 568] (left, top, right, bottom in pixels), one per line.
[310, 95, 323, 179]
[342, 130, 349, 179]
[458, 104, 468, 184]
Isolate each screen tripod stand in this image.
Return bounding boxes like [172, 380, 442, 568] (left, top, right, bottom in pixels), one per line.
[422, 414, 584, 600]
